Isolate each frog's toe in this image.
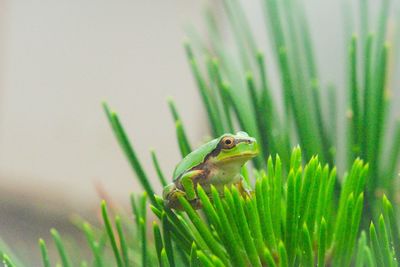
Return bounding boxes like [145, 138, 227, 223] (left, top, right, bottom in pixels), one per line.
[164, 189, 187, 210]
[236, 180, 253, 199]
[172, 189, 186, 199]
[166, 200, 182, 210]
[190, 198, 203, 210]
[162, 183, 176, 200]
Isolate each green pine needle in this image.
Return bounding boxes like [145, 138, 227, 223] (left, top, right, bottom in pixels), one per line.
[38, 239, 51, 267]
[50, 228, 71, 267]
[2, 254, 16, 267]
[101, 201, 123, 267]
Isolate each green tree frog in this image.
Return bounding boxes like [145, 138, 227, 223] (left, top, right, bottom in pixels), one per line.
[163, 131, 258, 210]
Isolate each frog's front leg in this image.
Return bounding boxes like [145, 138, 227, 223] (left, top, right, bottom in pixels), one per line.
[180, 170, 204, 201]
[235, 177, 253, 198]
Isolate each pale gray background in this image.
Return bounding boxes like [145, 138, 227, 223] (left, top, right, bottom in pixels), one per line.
[0, 0, 208, 261]
[0, 1, 207, 210]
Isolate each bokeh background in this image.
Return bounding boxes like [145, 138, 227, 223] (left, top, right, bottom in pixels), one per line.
[0, 0, 208, 262]
[0, 0, 395, 264]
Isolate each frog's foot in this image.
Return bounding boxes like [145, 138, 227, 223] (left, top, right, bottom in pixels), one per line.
[190, 198, 202, 210]
[165, 188, 186, 210]
[236, 179, 254, 199]
[180, 170, 204, 201]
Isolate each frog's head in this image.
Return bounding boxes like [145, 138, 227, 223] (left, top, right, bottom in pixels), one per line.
[210, 131, 258, 165]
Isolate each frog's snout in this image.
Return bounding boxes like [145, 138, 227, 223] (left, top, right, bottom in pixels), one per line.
[248, 137, 257, 145]
[247, 138, 258, 153]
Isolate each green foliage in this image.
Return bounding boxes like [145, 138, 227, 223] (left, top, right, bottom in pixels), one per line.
[2, 0, 400, 266]
[38, 239, 50, 267]
[50, 229, 71, 267]
[97, 95, 398, 266]
[186, 0, 399, 218]
[92, 103, 400, 265]
[2, 254, 16, 267]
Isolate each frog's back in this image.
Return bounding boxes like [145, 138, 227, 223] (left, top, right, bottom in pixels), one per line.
[173, 137, 219, 181]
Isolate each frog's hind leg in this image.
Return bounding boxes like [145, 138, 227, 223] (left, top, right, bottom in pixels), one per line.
[180, 170, 204, 201]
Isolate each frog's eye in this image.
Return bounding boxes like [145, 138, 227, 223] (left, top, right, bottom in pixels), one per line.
[221, 136, 235, 149]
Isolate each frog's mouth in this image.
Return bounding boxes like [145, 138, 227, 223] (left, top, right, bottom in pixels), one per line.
[218, 151, 259, 163]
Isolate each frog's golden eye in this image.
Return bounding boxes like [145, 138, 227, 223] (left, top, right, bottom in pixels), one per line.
[221, 136, 235, 149]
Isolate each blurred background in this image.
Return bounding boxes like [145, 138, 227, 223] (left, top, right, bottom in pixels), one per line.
[0, 0, 393, 264]
[0, 0, 208, 262]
